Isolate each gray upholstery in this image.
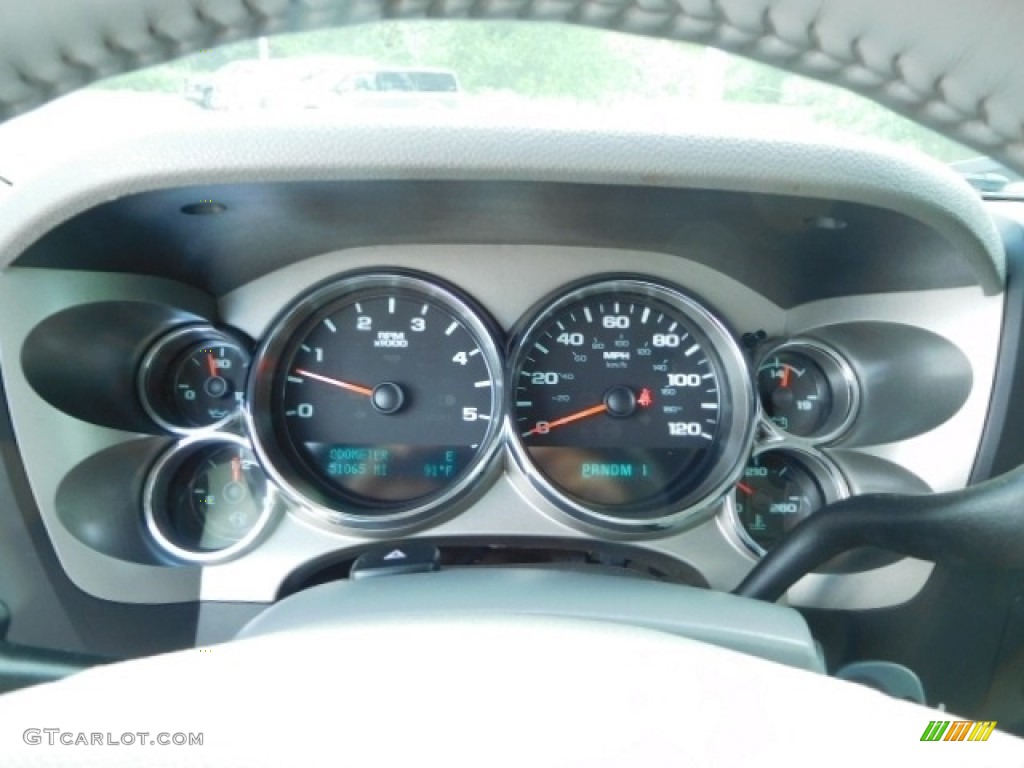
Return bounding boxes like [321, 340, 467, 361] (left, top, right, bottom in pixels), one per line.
[1, 0, 1023, 173]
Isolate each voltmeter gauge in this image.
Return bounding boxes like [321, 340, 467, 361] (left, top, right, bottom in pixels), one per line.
[756, 340, 858, 443]
[139, 325, 252, 433]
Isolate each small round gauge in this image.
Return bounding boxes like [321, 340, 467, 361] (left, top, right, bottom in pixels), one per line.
[139, 325, 252, 433]
[247, 271, 505, 530]
[145, 437, 278, 563]
[170, 342, 249, 428]
[507, 277, 756, 533]
[730, 449, 847, 555]
[756, 341, 858, 443]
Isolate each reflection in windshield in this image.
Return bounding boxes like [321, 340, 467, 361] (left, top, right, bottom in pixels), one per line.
[89, 21, 976, 162]
[10, 19, 1014, 192]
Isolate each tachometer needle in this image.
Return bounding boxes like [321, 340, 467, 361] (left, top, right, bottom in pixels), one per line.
[294, 368, 373, 397]
[523, 403, 608, 437]
[231, 455, 241, 483]
[207, 353, 218, 378]
[736, 481, 755, 496]
[780, 365, 791, 388]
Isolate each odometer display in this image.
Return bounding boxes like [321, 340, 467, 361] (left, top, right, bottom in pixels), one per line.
[508, 278, 755, 530]
[248, 273, 505, 528]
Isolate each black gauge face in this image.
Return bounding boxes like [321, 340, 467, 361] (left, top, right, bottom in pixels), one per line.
[170, 342, 249, 427]
[509, 279, 755, 526]
[252, 274, 505, 523]
[757, 352, 831, 436]
[734, 452, 825, 553]
[139, 326, 252, 433]
[148, 442, 273, 561]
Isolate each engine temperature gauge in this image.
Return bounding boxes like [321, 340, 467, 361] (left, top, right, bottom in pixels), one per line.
[731, 448, 847, 555]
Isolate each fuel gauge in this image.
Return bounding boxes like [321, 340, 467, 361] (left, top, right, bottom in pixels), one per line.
[145, 437, 278, 563]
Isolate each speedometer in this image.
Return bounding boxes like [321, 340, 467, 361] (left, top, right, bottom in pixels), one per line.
[248, 272, 505, 531]
[507, 277, 755, 532]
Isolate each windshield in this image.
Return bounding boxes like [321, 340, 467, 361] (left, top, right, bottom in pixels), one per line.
[23, 20, 1022, 195]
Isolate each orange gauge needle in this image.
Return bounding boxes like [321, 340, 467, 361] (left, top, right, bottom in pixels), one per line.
[780, 365, 791, 388]
[207, 353, 219, 378]
[295, 368, 374, 397]
[231, 456, 241, 483]
[736, 481, 755, 496]
[523, 403, 608, 437]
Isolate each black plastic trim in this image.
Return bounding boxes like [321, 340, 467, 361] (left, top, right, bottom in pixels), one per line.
[15, 181, 979, 308]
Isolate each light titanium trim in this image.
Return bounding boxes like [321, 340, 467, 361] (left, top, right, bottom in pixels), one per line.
[143, 434, 280, 564]
[137, 324, 250, 435]
[755, 338, 860, 446]
[505, 276, 757, 536]
[245, 270, 507, 534]
[725, 445, 850, 558]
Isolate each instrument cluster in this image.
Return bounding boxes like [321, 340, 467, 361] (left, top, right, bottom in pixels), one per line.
[136, 269, 869, 565]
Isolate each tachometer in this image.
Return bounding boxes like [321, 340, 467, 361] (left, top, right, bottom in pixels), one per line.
[248, 272, 505, 530]
[507, 277, 756, 532]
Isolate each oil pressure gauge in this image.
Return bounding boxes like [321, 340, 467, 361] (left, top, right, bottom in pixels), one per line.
[139, 325, 251, 433]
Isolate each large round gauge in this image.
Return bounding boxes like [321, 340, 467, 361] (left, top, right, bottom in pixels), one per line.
[507, 277, 756, 532]
[248, 272, 505, 530]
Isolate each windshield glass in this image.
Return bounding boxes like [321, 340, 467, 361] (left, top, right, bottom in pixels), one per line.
[29, 20, 1021, 195]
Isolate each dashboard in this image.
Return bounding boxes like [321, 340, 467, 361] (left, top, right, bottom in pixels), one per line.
[7, 3, 1024, 758]
[0, 129, 1012, 652]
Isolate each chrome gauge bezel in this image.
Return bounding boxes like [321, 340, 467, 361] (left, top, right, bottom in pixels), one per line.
[755, 338, 860, 445]
[724, 445, 850, 558]
[137, 324, 251, 435]
[505, 276, 757, 536]
[143, 434, 280, 564]
[246, 271, 507, 533]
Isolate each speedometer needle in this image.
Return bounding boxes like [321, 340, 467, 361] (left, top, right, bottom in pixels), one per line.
[294, 368, 374, 397]
[523, 403, 608, 437]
